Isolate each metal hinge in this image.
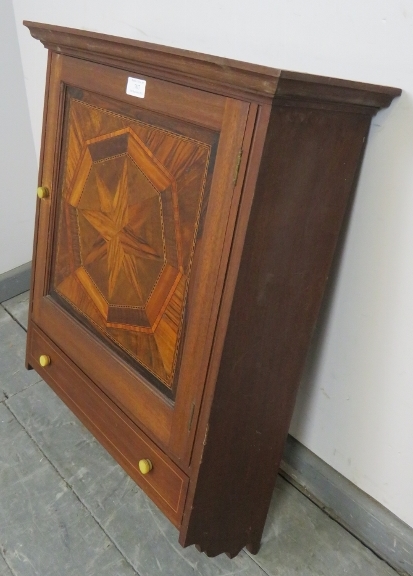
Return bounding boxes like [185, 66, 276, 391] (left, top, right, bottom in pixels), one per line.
[188, 402, 195, 431]
[233, 149, 243, 186]
[203, 424, 209, 446]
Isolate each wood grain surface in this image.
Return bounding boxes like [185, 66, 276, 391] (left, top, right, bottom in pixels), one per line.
[52, 91, 212, 389]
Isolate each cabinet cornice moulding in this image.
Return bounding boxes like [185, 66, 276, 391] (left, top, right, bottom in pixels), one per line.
[24, 21, 401, 109]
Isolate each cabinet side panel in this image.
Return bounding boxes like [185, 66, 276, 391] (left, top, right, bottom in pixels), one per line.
[182, 105, 372, 556]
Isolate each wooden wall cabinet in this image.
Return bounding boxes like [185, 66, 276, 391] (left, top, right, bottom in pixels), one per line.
[24, 21, 400, 558]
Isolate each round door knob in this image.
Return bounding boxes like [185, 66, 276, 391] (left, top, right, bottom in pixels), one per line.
[39, 355, 51, 367]
[37, 186, 49, 199]
[138, 459, 153, 475]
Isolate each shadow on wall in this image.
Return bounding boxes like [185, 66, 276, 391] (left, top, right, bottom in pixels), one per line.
[289, 90, 413, 453]
[289, 162, 355, 441]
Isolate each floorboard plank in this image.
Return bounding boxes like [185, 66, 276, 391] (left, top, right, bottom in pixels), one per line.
[2, 292, 30, 331]
[0, 403, 137, 576]
[0, 306, 41, 401]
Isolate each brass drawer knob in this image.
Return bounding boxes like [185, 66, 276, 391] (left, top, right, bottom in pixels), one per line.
[138, 459, 153, 475]
[37, 186, 49, 199]
[39, 354, 51, 367]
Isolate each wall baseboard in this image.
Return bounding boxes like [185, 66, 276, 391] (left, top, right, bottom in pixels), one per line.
[0, 262, 31, 303]
[281, 435, 413, 576]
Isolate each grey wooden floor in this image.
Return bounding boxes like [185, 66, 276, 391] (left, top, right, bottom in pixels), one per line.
[0, 292, 399, 576]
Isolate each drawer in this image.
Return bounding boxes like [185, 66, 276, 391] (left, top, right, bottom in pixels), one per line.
[27, 323, 188, 527]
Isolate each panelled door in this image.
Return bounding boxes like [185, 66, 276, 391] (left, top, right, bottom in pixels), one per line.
[31, 52, 253, 464]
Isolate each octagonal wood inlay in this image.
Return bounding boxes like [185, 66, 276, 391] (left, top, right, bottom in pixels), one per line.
[52, 96, 212, 389]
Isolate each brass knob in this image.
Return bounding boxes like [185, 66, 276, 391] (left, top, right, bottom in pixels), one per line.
[37, 186, 49, 199]
[39, 355, 51, 367]
[138, 459, 153, 475]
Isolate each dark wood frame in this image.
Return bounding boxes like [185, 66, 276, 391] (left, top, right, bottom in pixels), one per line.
[24, 21, 401, 557]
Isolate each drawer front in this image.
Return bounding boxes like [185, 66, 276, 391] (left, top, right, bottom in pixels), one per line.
[28, 323, 188, 528]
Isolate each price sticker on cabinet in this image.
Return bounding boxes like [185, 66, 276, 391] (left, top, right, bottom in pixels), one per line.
[126, 77, 146, 98]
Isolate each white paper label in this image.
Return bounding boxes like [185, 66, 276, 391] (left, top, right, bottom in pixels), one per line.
[126, 77, 146, 98]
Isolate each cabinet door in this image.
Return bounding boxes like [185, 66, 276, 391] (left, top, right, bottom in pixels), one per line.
[30, 53, 253, 463]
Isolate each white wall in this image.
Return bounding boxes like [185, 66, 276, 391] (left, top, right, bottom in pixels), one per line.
[12, 0, 413, 528]
[0, 0, 37, 275]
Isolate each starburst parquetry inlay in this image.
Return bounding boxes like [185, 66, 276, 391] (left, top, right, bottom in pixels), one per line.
[53, 97, 211, 388]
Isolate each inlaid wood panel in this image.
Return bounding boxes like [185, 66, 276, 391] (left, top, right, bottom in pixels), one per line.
[52, 90, 214, 391]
